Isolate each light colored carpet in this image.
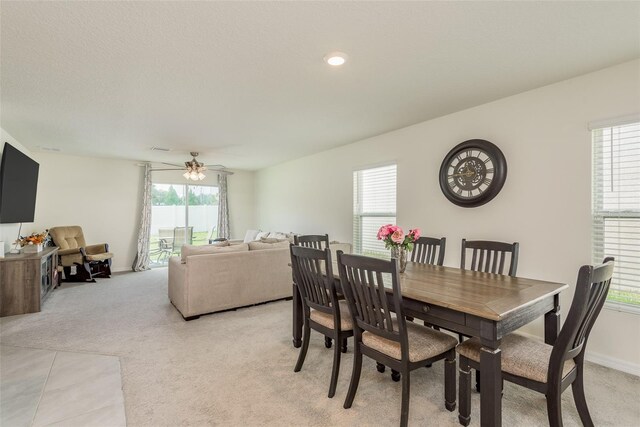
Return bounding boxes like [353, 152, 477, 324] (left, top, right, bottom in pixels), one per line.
[1, 269, 638, 426]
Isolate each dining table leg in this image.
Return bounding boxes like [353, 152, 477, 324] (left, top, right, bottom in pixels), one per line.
[480, 337, 502, 427]
[292, 283, 302, 348]
[544, 294, 561, 345]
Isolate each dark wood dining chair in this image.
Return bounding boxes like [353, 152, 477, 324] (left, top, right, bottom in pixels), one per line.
[411, 236, 446, 265]
[293, 233, 337, 349]
[412, 236, 446, 345]
[461, 238, 519, 276]
[457, 257, 615, 427]
[460, 239, 520, 390]
[336, 251, 458, 427]
[294, 234, 330, 250]
[289, 244, 354, 398]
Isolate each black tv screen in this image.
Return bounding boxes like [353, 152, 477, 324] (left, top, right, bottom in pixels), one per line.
[0, 142, 39, 223]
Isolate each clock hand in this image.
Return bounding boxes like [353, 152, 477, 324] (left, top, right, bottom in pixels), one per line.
[449, 170, 476, 178]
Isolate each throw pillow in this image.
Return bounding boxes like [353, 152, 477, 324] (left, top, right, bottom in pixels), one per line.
[268, 232, 289, 240]
[243, 229, 260, 243]
[255, 231, 270, 240]
[260, 237, 288, 244]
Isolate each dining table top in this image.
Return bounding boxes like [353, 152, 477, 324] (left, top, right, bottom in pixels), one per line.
[328, 261, 568, 322]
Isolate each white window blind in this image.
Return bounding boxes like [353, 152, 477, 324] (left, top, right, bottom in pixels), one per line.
[592, 121, 640, 311]
[353, 164, 397, 258]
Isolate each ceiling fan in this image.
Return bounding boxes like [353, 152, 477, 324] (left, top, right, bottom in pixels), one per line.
[154, 152, 233, 180]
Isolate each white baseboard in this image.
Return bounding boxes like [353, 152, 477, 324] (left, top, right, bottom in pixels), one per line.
[583, 351, 640, 377]
[515, 331, 640, 377]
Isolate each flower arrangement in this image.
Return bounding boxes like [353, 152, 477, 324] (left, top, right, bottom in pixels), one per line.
[376, 224, 421, 251]
[16, 230, 49, 247]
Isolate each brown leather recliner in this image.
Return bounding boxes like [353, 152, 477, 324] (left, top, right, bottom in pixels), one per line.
[49, 226, 113, 282]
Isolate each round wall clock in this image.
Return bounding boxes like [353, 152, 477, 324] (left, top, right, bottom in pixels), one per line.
[438, 139, 507, 208]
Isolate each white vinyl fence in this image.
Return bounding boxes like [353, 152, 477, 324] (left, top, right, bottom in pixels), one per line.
[151, 205, 218, 236]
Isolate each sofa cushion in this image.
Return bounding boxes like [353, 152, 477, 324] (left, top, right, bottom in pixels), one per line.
[243, 229, 260, 243]
[248, 240, 290, 251]
[181, 243, 249, 262]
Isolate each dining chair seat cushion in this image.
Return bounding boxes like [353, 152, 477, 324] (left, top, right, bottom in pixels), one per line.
[456, 334, 576, 383]
[310, 300, 354, 331]
[362, 320, 458, 362]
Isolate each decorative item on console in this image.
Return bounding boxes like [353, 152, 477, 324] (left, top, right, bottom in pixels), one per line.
[16, 230, 49, 253]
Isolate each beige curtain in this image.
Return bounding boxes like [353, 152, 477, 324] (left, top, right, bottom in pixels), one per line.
[132, 163, 152, 271]
[217, 173, 230, 239]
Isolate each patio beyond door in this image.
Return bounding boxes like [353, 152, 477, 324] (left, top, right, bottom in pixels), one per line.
[149, 183, 219, 265]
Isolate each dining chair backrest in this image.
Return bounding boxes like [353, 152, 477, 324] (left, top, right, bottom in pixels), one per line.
[461, 239, 519, 277]
[337, 252, 408, 353]
[294, 234, 330, 250]
[173, 227, 194, 249]
[290, 244, 337, 316]
[411, 237, 446, 266]
[548, 257, 614, 384]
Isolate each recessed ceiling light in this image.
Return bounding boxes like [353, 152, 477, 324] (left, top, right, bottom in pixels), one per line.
[324, 52, 348, 66]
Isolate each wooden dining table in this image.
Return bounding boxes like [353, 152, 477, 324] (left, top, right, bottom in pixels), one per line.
[291, 261, 568, 427]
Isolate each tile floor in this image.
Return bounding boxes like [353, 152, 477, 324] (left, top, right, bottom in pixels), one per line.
[0, 345, 126, 427]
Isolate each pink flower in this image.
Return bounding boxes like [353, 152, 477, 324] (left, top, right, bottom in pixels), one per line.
[377, 224, 393, 240]
[409, 228, 421, 240]
[390, 229, 404, 244]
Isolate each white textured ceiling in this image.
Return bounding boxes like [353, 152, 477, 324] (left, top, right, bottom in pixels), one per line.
[1, 1, 639, 170]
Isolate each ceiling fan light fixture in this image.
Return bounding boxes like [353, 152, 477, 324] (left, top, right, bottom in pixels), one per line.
[183, 152, 207, 181]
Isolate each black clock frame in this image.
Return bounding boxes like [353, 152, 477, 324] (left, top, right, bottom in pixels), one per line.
[438, 139, 507, 208]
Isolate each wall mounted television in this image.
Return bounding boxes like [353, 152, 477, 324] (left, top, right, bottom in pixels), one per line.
[0, 142, 40, 223]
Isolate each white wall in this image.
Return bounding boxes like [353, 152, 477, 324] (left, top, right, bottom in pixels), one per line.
[29, 153, 143, 272]
[0, 128, 35, 253]
[255, 59, 640, 373]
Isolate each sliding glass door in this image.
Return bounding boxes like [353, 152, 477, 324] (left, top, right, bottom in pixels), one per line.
[149, 183, 219, 266]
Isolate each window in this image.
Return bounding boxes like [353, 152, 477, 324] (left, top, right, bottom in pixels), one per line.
[592, 120, 640, 312]
[353, 164, 397, 258]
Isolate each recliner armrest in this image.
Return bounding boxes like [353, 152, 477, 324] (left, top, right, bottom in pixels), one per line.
[85, 243, 109, 255]
[58, 248, 81, 256]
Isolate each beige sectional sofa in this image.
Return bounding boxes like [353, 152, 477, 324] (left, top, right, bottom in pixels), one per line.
[168, 241, 292, 320]
[168, 239, 352, 320]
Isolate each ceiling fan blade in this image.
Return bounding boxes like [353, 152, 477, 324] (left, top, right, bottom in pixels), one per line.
[161, 162, 183, 168]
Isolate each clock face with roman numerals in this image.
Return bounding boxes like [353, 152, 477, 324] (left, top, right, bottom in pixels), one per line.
[439, 139, 507, 207]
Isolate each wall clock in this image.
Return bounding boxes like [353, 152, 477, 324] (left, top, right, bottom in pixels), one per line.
[438, 139, 507, 208]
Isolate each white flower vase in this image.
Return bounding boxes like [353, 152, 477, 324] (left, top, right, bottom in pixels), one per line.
[22, 243, 43, 253]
